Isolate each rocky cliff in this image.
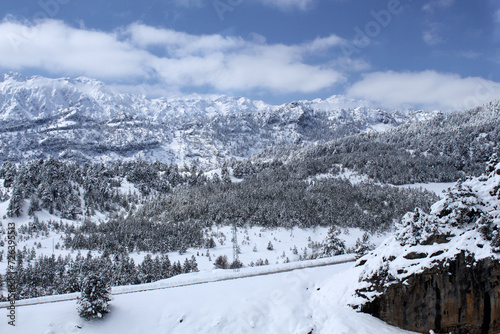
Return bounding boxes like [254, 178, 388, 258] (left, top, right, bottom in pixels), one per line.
[354, 155, 500, 334]
[361, 252, 500, 334]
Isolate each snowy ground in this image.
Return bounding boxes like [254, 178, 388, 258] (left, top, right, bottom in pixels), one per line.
[0, 174, 453, 333]
[1, 261, 417, 334]
[396, 182, 455, 198]
[0, 255, 355, 308]
[307, 165, 456, 198]
[0, 217, 386, 275]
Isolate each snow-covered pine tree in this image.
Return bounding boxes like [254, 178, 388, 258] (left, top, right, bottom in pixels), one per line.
[7, 183, 23, 217]
[214, 255, 229, 269]
[395, 208, 440, 246]
[354, 232, 375, 258]
[211, 172, 221, 184]
[486, 153, 499, 174]
[321, 226, 346, 257]
[77, 274, 112, 319]
[190, 255, 199, 272]
[221, 167, 231, 184]
[28, 195, 40, 216]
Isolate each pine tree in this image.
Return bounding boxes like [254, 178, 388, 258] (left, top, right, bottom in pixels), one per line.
[190, 255, 199, 272]
[486, 153, 499, 174]
[321, 226, 346, 257]
[138, 254, 155, 283]
[229, 259, 243, 269]
[160, 254, 172, 278]
[28, 195, 40, 216]
[77, 274, 112, 319]
[221, 167, 231, 184]
[214, 255, 229, 269]
[205, 237, 216, 249]
[7, 184, 23, 217]
[354, 232, 375, 258]
[182, 258, 192, 273]
[211, 172, 221, 184]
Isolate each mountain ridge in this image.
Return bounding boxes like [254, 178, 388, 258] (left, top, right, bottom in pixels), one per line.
[0, 72, 437, 166]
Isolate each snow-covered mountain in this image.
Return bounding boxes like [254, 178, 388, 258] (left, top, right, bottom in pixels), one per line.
[0, 72, 437, 166]
[0, 72, 272, 124]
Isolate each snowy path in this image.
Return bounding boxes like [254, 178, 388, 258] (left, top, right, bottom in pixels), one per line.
[0, 254, 356, 309]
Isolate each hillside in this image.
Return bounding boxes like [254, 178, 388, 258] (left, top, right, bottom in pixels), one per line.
[351, 155, 500, 333]
[253, 101, 500, 185]
[0, 73, 434, 166]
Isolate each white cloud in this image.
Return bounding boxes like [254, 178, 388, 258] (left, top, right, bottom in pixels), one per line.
[0, 20, 152, 80]
[458, 50, 482, 59]
[495, 9, 500, 23]
[255, 0, 315, 11]
[173, 0, 204, 8]
[305, 35, 345, 52]
[422, 29, 442, 45]
[0, 19, 349, 96]
[423, 0, 455, 13]
[330, 57, 371, 72]
[125, 23, 245, 57]
[174, 0, 319, 11]
[347, 71, 500, 111]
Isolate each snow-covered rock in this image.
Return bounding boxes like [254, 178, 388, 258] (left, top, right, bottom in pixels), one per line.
[352, 155, 500, 334]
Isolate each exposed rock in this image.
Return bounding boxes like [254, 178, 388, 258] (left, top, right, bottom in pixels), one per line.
[354, 156, 500, 333]
[361, 252, 500, 334]
[421, 233, 453, 245]
[430, 250, 444, 257]
[403, 252, 428, 260]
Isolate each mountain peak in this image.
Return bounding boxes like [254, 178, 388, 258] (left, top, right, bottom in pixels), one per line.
[1, 71, 28, 83]
[0, 73, 439, 165]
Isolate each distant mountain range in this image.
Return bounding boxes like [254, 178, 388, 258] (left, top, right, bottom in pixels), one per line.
[0, 72, 438, 166]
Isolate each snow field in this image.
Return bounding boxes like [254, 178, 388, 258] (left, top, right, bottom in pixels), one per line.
[1, 262, 418, 334]
[0, 219, 385, 275]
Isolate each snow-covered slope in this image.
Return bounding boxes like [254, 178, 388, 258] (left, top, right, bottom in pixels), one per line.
[0, 262, 416, 334]
[0, 73, 436, 166]
[351, 155, 500, 306]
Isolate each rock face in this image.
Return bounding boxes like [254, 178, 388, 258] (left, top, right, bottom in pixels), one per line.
[361, 252, 500, 334]
[355, 156, 500, 334]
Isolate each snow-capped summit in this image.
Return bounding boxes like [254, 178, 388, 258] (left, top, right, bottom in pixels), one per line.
[0, 73, 274, 125]
[0, 73, 437, 165]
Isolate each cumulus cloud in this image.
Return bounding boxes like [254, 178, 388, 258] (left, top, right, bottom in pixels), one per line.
[0, 20, 151, 80]
[0, 19, 349, 96]
[347, 71, 500, 111]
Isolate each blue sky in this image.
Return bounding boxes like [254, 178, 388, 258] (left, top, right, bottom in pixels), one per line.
[0, 0, 499, 110]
